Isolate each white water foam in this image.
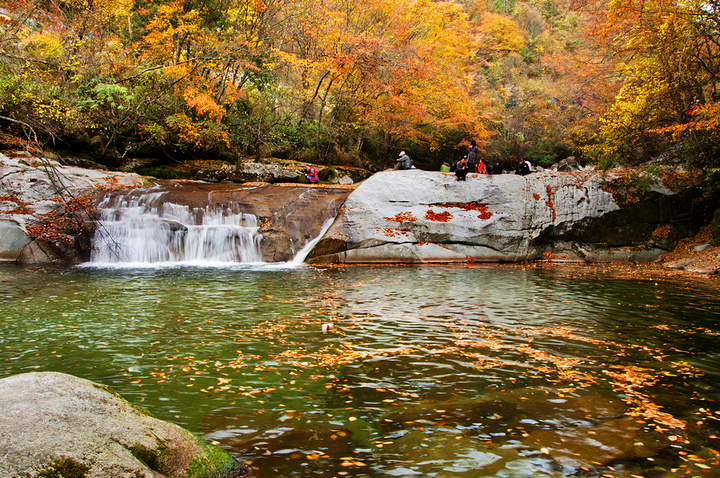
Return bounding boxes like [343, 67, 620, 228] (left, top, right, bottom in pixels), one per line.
[290, 217, 335, 265]
[88, 192, 264, 266]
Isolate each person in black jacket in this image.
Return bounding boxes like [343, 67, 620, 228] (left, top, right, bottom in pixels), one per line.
[455, 156, 469, 181]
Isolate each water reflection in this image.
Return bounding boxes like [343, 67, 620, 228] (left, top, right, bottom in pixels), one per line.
[0, 264, 719, 477]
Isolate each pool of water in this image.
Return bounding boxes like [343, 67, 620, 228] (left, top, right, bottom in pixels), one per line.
[1, 263, 719, 477]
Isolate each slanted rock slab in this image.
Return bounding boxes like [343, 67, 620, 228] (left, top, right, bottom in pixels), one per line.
[0, 372, 245, 478]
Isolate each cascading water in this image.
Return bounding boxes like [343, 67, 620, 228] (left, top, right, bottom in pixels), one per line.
[89, 190, 264, 265]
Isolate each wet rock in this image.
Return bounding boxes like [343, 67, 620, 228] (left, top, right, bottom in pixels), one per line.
[523, 417, 662, 471]
[96, 180, 352, 263]
[685, 265, 719, 275]
[0, 372, 245, 478]
[666, 258, 697, 270]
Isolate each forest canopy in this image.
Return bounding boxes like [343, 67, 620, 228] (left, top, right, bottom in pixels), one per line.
[0, 0, 718, 171]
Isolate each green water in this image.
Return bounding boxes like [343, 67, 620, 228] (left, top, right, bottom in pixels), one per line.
[1, 263, 720, 477]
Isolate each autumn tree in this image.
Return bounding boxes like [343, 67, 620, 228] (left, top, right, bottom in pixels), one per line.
[465, 0, 622, 168]
[589, 0, 720, 167]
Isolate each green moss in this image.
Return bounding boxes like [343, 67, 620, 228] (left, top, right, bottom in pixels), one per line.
[128, 443, 165, 471]
[142, 177, 158, 188]
[135, 165, 194, 180]
[186, 434, 246, 478]
[89, 383, 154, 417]
[34, 457, 90, 478]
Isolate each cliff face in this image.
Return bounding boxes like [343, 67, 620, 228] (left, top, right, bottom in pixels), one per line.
[307, 169, 710, 264]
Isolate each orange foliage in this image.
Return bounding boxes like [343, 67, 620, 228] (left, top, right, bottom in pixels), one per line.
[424, 210, 453, 222]
[383, 212, 417, 222]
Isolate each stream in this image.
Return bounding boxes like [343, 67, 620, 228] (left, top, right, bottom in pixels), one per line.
[1, 262, 719, 477]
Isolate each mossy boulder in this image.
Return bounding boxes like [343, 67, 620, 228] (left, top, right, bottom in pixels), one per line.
[0, 372, 245, 478]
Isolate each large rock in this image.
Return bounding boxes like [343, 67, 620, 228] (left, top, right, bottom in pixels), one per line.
[0, 153, 146, 263]
[0, 372, 245, 478]
[307, 169, 708, 264]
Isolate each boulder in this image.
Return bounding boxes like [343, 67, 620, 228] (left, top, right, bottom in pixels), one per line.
[307, 169, 707, 264]
[0, 153, 145, 263]
[552, 156, 583, 172]
[0, 372, 245, 478]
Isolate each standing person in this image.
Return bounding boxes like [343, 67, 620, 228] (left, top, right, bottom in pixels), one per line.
[304, 165, 319, 183]
[455, 156, 469, 181]
[395, 151, 413, 170]
[466, 140, 478, 173]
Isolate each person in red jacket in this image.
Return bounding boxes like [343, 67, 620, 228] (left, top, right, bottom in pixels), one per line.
[304, 165, 319, 183]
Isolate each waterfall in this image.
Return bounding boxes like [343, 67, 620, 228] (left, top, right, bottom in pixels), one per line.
[89, 190, 263, 265]
[291, 217, 335, 264]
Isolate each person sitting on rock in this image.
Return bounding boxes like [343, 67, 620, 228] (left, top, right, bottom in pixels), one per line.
[395, 151, 413, 170]
[455, 156, 469, 181]
[515, 158, 531, 176]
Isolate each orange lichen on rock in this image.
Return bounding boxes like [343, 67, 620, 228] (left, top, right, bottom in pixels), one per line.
[382, 227, 411, 238]
[545, 185, 556, 222]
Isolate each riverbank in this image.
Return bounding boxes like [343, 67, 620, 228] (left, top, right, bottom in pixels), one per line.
[657, 224, 720, 274]
[2, 151, 718, 272]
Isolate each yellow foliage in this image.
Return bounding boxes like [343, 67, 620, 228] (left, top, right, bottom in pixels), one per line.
[22, 32, 64, 60]
[478, 12, 525, 57]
